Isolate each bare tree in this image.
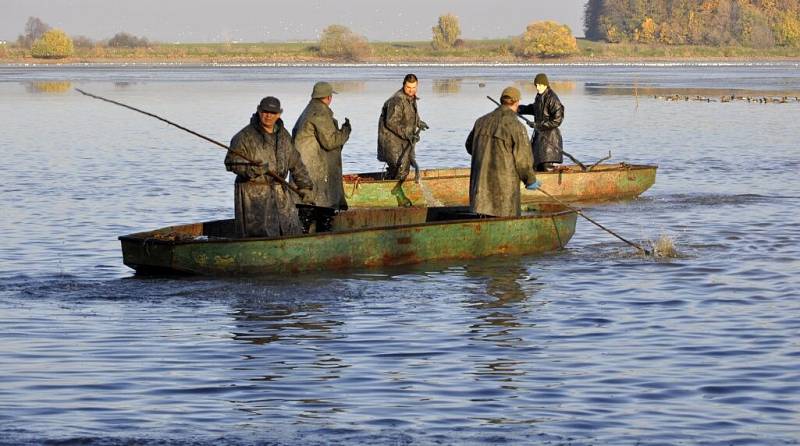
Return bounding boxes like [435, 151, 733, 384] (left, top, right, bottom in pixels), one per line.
[107, 32, 150, 48]
[17, 17, 51, 48]
[318, 25, 371, 61]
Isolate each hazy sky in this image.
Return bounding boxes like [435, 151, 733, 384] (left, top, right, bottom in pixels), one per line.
[2, 0, 587, 42]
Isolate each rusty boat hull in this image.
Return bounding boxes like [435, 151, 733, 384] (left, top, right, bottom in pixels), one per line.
[343, 163, 657, 208]
[119, 206, 577, 276]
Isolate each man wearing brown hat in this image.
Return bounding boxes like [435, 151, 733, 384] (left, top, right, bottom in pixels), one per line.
[518, 72, 565, 172]
[225, 96, 314, 238]
[465, 86, 539, 217]
[292, 81, 352, 210]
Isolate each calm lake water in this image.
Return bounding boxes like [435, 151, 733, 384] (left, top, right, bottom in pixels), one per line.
[1, 63, 799, 446]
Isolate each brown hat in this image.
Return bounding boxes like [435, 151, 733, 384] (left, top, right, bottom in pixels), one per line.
[311, 81, 337, 99]
[500, 86, 521, 103]
[258, 96, 282, 113]
[534, 73, 549, 87]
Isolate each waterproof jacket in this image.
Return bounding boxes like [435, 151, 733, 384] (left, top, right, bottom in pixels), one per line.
[465, 106, 537, 217]
[292, 99, 351, 209]
[519, 88, 564, 166]
[225, 115, 313, 238]
[377, 89, 422, 180]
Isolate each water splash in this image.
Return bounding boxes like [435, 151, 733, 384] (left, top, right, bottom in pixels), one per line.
[647, 234, 679, 258]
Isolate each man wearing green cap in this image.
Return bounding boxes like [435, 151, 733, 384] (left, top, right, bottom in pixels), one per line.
[518, 72, 565, 171]
[226, 96, 314, 238]
[465, 86, 539, 217]
[292, 81, 352, 210]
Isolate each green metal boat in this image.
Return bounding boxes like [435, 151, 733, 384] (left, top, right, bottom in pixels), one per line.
[119, 205, 577, 275]
[343, 163, 657, 208]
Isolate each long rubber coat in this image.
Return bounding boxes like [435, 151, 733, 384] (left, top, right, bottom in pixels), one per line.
[292, 99, 351, 209]
[377, 89, 422, 180]
[465, 106, 538, 217]
[519, 88, 564, 167]
[225, 115, 313, 238]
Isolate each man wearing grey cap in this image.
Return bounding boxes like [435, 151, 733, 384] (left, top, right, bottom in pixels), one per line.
[225, 96, 314, 238]
[292, 81, 352, 210]
[465, 86, 539, 217]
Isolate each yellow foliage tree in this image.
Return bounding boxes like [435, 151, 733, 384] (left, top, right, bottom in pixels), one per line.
[774, 12, 800, 46]
[635, 17, 657, 43]
[513, 21, 578, 58]
[31, 28, 74, 58]
[432, 13, 461, 49]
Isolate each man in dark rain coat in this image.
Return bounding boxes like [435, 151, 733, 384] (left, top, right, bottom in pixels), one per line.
[465, 86, 539, 217]
[292, 81, 352, 210]
[518, 73, 564, 171]
[225, 96, 314, 238]
[377, 73, 428, 181]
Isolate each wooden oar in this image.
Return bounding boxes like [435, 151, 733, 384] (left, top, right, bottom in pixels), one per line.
[535, 187, 652, 256]
[486, 96, 587, 171]
[75, 88, 303, 197]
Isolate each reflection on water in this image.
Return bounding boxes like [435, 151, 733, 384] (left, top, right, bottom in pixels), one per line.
[330, 80, 366, 93]
[1, 65, 799, 446]
[515, 80, 577, 93]
[465, 262, 533, 307]
[432, 78, 462, 95]
[230, 298, 340, 345]
[25, 80, 72, 93]
[114, 81, 138, 89]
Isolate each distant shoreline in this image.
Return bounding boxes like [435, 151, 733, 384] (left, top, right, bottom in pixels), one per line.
[4, 56, 800, 66]
[2, 39, 799, 66]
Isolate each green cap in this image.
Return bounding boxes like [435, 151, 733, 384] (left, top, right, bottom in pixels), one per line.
[311, 81, 337, 99]
[500, 86, 521, 103]
[534, 73, 549, 87]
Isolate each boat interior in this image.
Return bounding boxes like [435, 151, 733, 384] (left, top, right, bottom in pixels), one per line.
[124, 204, 568, 243]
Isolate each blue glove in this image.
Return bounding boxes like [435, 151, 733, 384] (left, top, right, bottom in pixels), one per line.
[526, 180, 542, 190]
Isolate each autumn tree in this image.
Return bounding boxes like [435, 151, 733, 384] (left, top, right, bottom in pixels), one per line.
[635, 17, 657, 43]
[582, 0, 796, 47]
[319, 25, 371, 61]
[774, 11, 800, 46]
[431, 14, 461, 49]
[513, 21, 578, 58]
[31, 29, 74, 58]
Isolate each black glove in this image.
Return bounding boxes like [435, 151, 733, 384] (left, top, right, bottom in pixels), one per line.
[342, 117, 351, 132]
[418, 120, 429, 131]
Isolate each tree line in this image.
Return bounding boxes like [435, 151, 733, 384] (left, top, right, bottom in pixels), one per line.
[319, 15, 577, 61]
[9, 14, 580, 60]
[11, 16, 151, 58]
[584, 0, 800, 47]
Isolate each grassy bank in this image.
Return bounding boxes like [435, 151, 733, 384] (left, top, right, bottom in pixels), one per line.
[2, 38, 799, 64]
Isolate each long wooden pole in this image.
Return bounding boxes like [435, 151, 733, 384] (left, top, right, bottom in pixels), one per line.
[486, 96, 587, 171]
[536, 188, 651, 256]
[75, 88, 302, 196]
